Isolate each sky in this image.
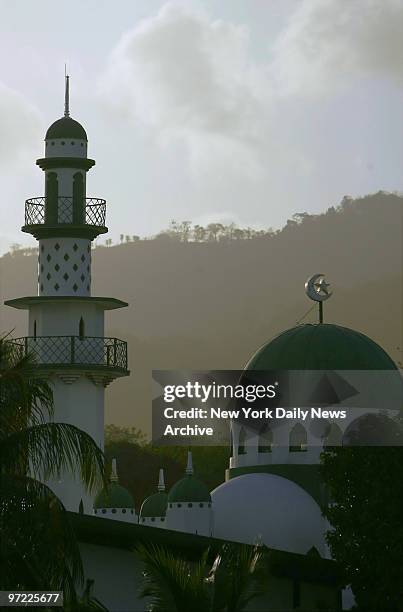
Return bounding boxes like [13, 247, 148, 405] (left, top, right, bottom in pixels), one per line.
[0, 0, 402, 254]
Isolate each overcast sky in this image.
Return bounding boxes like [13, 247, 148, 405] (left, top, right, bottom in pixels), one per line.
[0, 0, 402, 254]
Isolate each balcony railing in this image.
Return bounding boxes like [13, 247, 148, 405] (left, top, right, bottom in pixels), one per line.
[24, 197, 107, 227]
[7, 336, 128, 372]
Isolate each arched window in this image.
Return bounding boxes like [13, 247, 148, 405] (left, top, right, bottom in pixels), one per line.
[79, 317, 85, 340]
[324, 423, 343, 449]
[45, 172, 58, 224]
[33, 320, 37, 339]
[289, 423, 307, 452]
[258, 423, 273, 453]
[238, 426, 247, 455]
[73, 172, 85, 224]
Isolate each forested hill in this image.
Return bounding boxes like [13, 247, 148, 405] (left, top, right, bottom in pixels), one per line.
[1, 191, 401, 432]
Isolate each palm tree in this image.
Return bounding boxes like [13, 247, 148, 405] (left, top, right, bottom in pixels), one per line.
[0, 335, 105, 601]
[136, 541, 267, 612]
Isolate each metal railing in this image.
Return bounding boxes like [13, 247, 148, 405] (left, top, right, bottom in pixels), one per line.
[24, 197, 107, 227]
[7, 336, 128, 371]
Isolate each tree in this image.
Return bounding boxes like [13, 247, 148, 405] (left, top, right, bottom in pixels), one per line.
[0, 335, 105, 599]
[136, 541, 267, 612]
[321, 420, 403, 611]
[193, 225, 207, 242]
[206, 223, 224, 242]
[104, 424, 147, 446]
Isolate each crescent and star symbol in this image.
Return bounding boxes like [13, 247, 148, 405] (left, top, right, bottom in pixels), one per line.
[305, 274, 333, 302]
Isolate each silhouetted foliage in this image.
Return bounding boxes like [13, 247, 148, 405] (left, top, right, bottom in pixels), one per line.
[321, 423, 403, 611]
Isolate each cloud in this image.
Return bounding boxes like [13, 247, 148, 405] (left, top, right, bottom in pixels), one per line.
[271, 0, 403, 95]
[0, 81, 42, 166]
[100, 0, 402, 177]
[99, 3, 271, 177]
[97, 1, 402, 235]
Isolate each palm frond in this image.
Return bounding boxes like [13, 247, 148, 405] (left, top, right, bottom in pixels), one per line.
[0, 473, 84, 593]
[135, 543, 209, 612]
[1, 422, 105, 492]
[207, 542, 268, 612]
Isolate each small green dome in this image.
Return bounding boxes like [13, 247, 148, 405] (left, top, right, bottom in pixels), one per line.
[140, 491, 168, 518]
[246, 324, 397, 371]
[94, 481, 134, 509]
[46, 116, 87, 141]
[168, 475, 211, 503]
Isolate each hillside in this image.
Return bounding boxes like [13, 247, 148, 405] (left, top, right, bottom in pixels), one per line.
[1, 192, 402, 433]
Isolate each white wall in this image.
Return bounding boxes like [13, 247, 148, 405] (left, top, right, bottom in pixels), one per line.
[45, 138, 87, 159]
[79, 541, 340, 612]
[44, 375, 105, 513]
[166, 504, 213, 536]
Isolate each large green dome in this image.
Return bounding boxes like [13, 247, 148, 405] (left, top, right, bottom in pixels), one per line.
[94, 481, 134, 509]
[140, 491, 168, 518]
[246, 324, 397, 371]
[168, 475, 211, 503]
[45, 116, 87, 140]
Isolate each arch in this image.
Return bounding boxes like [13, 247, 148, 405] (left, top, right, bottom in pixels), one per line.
[79, 317, 85, 340]
[258, 423, 273, 453]
[45, 172, 58, 224]
[323, 423, 343, 449]
[289, 423, 307, 452]
[73, 172, 85, 224]
[238, 426, 247, 455]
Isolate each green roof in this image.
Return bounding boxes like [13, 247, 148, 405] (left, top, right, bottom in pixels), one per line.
[246, 324, 397, 371]
[94, 482, 134, 509]
[140, 491, 168, 518]
[168, 475, 211, 503]
[46, 116, 87, 140]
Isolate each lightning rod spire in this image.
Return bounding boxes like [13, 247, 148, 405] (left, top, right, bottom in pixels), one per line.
[64, 65, 70, 117]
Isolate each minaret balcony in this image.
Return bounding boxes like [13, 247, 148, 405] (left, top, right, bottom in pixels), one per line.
[7, 336, 129, 378]
[22, 197, 108, 239]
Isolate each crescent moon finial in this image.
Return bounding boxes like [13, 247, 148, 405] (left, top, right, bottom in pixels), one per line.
[305, 274, 332, 303]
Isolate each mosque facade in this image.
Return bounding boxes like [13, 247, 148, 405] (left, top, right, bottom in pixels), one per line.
[6, 82, 400, 612]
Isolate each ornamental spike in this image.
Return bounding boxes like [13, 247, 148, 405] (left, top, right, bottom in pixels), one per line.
[185, 450, 193, 475]
[158, 468, 165, 491]
[64, 68, 70, 117]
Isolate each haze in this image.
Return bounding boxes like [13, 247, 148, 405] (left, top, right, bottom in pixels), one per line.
[0, 0, 402, 254]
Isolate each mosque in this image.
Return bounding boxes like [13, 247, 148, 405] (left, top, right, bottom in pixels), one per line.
[5, 80, 400, 611]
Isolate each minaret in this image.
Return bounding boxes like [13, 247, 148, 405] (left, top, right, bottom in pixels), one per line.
[5, 76, 129, 513]
[94, 458, 136, 523]
[139, 468, 168, 527]
[165, 451, 213, 536]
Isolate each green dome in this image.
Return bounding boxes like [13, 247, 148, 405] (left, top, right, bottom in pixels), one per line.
[45, 116, 87, 141]
[94, 482, 134, 509]
[140, 491, 168, 518]
[168, 475, 211, 503]
[246, 324, 397, 371]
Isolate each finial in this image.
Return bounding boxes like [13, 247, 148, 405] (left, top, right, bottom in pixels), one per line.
[305, 274, 332, 324]
[158, 468, 165, 492]
[64, 65, 70, 117]
[185, 450, 193, 475]
[110, 458, 119, 483]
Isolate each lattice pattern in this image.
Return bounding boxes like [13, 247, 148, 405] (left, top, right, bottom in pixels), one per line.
[38, 238, 91, 296]
[7, 337, 128, 371]
[25, 197, 106, 227]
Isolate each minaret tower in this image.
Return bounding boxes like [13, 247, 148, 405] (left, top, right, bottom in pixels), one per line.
[5, 76, 129, 512]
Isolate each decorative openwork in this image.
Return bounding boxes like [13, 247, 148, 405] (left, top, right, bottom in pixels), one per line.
[25, 197, 107, 227]
[7, 336, 128, 372]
